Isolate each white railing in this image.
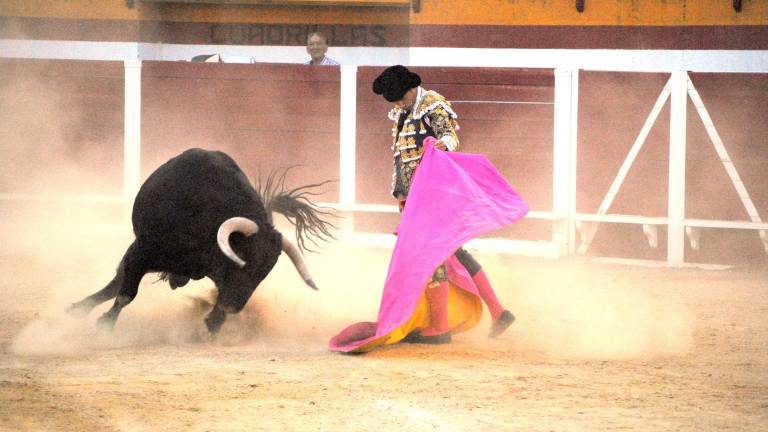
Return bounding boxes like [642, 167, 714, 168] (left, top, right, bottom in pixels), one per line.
[2, 41, 767, 266]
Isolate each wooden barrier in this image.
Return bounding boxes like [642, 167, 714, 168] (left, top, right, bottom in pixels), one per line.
[141, 61, 341, 202]
[2, 58, 766, 265]
[0, 58, 124, 195]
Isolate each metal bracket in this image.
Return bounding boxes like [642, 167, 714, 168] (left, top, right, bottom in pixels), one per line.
[412, 0, 421, 13]
[126, 0, 134, 8]
[576, 0, 585, 13]
[733, 0, 742, 12]
[685, 226, 701, 251]
[642, 224, 659, 248]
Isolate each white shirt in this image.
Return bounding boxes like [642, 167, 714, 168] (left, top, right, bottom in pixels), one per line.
[305, 56, 340, 65]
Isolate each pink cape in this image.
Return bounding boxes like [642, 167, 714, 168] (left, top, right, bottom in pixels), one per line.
[329, 138, 529, 353]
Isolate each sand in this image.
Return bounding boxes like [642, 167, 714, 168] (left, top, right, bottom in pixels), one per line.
[1, 227, 767, 431]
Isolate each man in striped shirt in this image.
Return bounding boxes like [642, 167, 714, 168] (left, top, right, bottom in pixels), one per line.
[305, 31, 340, 66]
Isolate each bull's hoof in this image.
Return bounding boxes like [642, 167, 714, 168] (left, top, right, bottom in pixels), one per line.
[489, 309, 515, 338]
[66, 301, 91, 318]
[304, 278, 318, 290]
[188, 325, 215, 344]
[95, 313, 117, 331]
[204, 310, 226, 334]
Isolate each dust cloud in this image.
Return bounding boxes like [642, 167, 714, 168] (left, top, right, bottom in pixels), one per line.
[457, 253, 693, 360]
[521, 277, 693, 360]
[1, 63, 384, 356]
[8, 217, 389, 356]
[3, 65, 691, 360]
[0, 65, 123, 197]
[9, 214, 693, 360]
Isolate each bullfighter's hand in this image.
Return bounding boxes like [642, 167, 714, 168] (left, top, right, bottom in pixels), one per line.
[434, 139, 448, 151]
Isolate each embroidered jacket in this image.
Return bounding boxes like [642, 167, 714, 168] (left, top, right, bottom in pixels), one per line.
[389, 87, 459, 199]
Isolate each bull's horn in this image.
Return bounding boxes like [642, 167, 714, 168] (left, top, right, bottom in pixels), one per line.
[281, 236, 318, 290]
[217, 217, 259, 268]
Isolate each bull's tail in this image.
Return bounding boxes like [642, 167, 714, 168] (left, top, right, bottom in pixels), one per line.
[255, 167, 337, 252]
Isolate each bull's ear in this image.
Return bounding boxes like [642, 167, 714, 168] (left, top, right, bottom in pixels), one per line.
[217, 217, 259, 268]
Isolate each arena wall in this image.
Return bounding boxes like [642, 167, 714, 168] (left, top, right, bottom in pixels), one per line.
[1, 1, 766, 266]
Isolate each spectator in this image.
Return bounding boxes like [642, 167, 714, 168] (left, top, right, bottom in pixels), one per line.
[305, 31, 340, 65]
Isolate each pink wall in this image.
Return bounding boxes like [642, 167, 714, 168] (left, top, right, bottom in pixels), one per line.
[141, 61, 341, 202]
[578, 71, 768, 264]
[2, 59, 765, 264]
[0, 59, 124, 195]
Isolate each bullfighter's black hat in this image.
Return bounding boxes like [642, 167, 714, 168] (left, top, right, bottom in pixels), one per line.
[372, 65, 421, 102]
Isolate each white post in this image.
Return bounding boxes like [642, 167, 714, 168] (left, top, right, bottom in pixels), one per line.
[553, 68, 578, 256]
[123, 59, 142, 199]
[339, 65, 358, 210]
[668, 71, 688, 266]
[567, 69, 579, 255]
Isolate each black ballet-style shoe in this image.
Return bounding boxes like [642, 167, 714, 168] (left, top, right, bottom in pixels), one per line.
[489, 309, 515, 338]
[402, 330, 452, 345]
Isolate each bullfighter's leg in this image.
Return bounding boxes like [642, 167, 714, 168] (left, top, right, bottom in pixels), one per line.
[403, 266, 452, 344]
[96, 244, 148, 329]
[454, 248, 515, 338]
[419, 279, 451, 341]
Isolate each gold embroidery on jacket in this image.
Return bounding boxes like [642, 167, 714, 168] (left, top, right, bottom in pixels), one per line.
[389, 89, 460, 197]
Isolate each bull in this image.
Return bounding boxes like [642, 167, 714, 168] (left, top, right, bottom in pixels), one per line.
[68, 148, 334, 333]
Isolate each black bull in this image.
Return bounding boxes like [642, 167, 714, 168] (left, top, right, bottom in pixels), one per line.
[68, 148, 334, 333]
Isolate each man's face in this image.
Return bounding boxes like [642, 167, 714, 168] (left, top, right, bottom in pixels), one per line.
[394, 87, 417, 110]
[306, 34, 328, 61]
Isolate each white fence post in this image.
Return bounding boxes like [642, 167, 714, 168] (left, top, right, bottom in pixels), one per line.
[553, 68, 578, 255]
[123, 59, 142, 200]
[668, 71, 688, 265]
[339, 65, 358, 211]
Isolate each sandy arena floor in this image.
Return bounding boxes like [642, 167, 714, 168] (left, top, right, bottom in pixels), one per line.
[1, 225, 767, 431]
